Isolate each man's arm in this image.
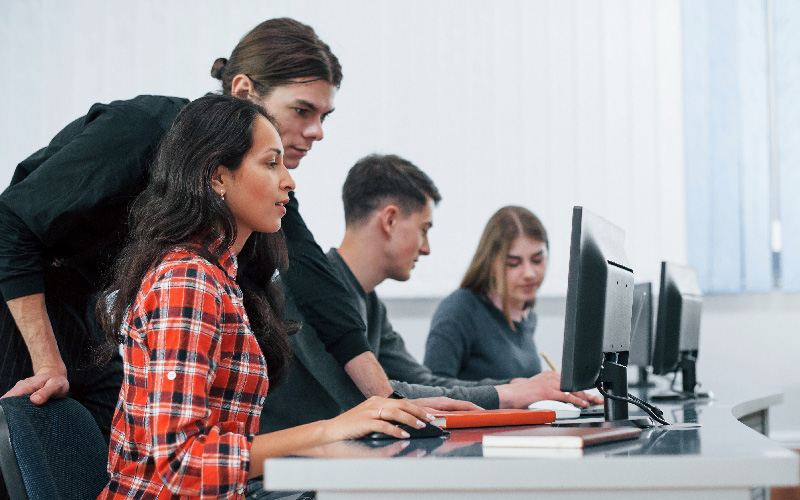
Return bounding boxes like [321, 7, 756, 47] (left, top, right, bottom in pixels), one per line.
[494, 372, 604, 408]
[389, 363, 601, 410]
[375, 301, 601, 408]
[375, 300, 509, 388]
[2, 293, 68, 403]
[0, 96, 188, 404]
[369, 300, 503, 408]
[282, 193, 392, 397]
[343, 351, 393, 398]
[390, 379, 501, 409]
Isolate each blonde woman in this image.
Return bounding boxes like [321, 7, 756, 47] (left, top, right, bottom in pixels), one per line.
[424, 206, 548, 381]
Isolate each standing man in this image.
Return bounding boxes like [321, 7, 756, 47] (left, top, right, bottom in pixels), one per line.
[0, 18, 394, 444]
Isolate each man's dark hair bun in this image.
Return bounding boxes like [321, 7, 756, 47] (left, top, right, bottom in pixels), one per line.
[211, 57, 228, 80]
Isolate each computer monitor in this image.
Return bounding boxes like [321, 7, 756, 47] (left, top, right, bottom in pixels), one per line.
[651, 261, 709, 399]
[560, 207, 648, 425]
[628, 282, 655, 388]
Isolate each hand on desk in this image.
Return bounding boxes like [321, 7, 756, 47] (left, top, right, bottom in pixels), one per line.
[495, 371, 604, 409]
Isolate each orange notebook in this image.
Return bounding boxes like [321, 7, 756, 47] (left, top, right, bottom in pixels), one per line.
[431, 409, 556, 429]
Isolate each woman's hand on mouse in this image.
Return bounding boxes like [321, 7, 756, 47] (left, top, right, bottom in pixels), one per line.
[321, 396, 434, 441]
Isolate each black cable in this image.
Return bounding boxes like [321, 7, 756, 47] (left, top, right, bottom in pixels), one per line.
[595, 381, 671, 426]
[670, 371, 680, 393]
[668, 370, 705, 398]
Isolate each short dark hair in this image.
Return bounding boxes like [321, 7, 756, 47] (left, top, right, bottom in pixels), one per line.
[342, 154, 441, 226]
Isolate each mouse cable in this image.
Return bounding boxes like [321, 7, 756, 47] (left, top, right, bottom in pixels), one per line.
[594, 381, 670, 426]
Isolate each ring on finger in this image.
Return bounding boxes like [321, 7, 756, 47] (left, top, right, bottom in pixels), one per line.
[378, 407, 384, 419]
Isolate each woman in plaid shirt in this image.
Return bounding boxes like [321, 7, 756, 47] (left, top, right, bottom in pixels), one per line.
[95, 95, 432, 500]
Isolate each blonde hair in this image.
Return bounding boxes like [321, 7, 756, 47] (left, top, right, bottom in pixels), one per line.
[461, 206, 548, 328]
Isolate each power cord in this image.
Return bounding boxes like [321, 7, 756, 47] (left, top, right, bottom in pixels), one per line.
[595, 381, 670, 426]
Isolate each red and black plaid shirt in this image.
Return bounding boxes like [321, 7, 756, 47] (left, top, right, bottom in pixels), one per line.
[99, 240, 268, 500]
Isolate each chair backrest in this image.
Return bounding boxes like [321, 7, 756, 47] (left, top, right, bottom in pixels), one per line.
[0, 396, 109, 500]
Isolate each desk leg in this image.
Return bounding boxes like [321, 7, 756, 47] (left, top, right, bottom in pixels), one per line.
[739, 408, 770, 435]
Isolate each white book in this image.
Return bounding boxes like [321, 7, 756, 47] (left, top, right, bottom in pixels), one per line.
[482, 426, 642, 449]
[482, 446, 583, 459]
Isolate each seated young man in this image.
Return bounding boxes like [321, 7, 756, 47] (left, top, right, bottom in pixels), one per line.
[260, 154, 601, 432]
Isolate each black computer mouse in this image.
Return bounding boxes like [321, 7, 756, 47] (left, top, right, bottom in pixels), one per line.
[361, 420, 447, 440]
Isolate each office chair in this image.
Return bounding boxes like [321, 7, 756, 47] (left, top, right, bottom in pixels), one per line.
[0, 396, 109, 500]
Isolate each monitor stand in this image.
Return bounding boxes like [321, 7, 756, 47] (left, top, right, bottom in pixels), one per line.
[650, 355, 712, 401]
[629, 366, 657, 389]
[554, 355, 652, 429]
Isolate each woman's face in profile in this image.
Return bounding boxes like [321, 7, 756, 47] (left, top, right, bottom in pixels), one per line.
[215, 116, 295, 245]
[497, 236, 548, 309]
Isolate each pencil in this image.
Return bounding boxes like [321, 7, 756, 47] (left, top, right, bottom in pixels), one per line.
[541, 351, 558, 372]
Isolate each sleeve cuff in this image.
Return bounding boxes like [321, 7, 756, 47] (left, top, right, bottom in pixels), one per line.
[237, 435, 253, 496]
[327, 329, 373, 366]
[0, 273, 46, 302]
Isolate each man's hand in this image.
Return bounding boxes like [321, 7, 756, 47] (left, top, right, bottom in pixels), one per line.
[2, 366, 69, 405]
[408, 396, 483, 413]
[495, 371, 604, 409]
[4, 293, 69, 405]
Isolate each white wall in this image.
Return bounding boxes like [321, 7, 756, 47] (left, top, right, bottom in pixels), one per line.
[0, 0, 687, 298]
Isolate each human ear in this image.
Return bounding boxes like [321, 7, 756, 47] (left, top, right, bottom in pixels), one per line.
[231, 74, 256, 99]
[211, 165, 230, 199]
[379, 205, 400, 237]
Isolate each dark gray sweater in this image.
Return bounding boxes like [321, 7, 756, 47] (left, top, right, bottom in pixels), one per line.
[424, 289, 542, 381]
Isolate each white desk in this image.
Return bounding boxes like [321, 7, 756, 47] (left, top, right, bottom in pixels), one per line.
[263, 387, 799, 499]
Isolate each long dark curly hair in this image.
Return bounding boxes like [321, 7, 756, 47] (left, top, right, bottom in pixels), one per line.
[96, 94, 296, 386]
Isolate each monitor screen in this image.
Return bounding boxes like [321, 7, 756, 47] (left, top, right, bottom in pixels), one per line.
[652, 262, 703, 376]
[560, 206, 634, 393]
[628, 282, 654, 368]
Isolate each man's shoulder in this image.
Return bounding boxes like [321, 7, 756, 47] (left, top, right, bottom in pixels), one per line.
[324, 247, 340, 265]
[88, 95, 189, 132]
[108, 95, 189, 112]
[323, 248, 352, 285]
